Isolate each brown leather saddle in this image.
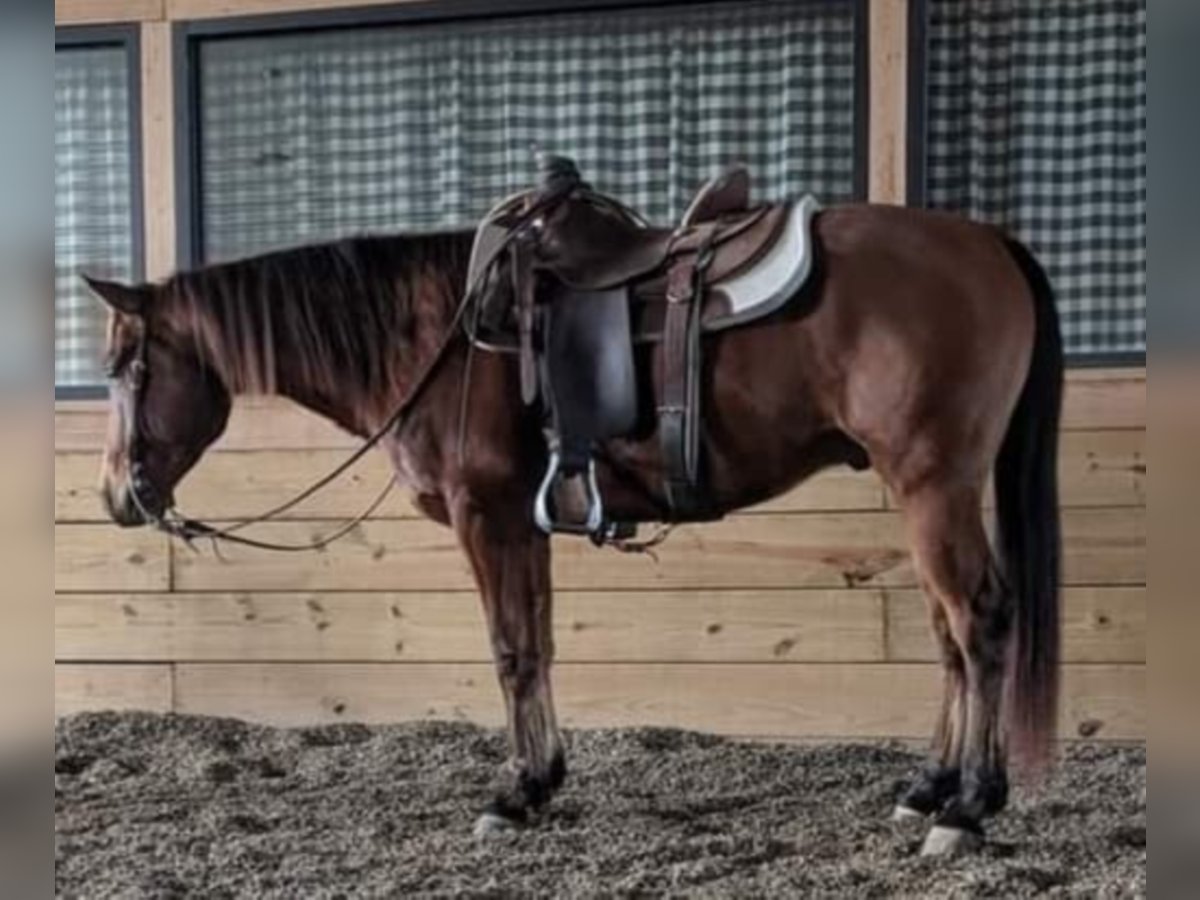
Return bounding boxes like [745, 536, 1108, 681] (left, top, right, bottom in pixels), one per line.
[463, 155, 819, 540]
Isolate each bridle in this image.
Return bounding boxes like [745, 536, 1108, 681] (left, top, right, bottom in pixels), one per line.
[117, 183, 572, 553]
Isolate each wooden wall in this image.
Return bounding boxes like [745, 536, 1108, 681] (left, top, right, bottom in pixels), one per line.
[55, 0, 1146, 740]
[55, 370, 1146, 739]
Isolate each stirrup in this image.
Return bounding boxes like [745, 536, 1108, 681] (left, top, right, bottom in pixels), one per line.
[533, 452, 604, 537]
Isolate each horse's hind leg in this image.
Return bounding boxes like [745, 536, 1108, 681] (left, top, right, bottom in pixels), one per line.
[897, 485, 1012, 855]
[453, 504, 565, 835]
[892, 600, 965, 821]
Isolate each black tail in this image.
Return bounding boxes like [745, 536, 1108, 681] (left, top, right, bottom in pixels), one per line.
[996, 237, 1064, 772]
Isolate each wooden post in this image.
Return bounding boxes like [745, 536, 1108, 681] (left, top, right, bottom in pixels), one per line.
[869, 0, 909, 205]
[140, 21, 176, 281]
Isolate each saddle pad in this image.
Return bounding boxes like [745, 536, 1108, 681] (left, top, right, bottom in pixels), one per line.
[702, 194, 820, 332]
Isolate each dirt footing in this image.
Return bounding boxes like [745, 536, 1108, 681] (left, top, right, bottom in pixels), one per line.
[56, 712, 1145, 898]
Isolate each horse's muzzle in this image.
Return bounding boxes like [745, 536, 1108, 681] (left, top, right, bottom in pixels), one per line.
[101, 480, 151, 527]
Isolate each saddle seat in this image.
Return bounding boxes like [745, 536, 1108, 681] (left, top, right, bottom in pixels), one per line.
[532, 165, 753, 293]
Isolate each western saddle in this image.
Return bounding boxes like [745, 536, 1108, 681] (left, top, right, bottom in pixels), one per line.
[465, 155, 819, 541]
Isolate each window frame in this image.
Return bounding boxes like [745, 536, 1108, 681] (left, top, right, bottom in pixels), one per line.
[904, 0, 1146, 369]
[54, 24, 145, 400]
[172, 0, 870, 270]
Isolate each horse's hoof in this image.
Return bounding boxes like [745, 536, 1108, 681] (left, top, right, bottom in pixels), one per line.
[920, 824, 983, 856]
[891, 804, 926, 823]
[473, 811, 519, 838]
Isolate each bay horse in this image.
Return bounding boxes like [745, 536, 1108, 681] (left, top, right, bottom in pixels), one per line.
[85, 198, 1061, 855]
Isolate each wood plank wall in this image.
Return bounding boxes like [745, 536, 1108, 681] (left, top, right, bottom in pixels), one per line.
[55, 0, 1146, 741]
[55, 371, 1147, 739]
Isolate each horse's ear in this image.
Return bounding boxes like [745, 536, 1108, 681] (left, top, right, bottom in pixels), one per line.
[83, 275, 148, 316]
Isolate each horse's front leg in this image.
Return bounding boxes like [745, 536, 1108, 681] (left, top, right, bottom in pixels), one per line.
[452, 502, 565, 835]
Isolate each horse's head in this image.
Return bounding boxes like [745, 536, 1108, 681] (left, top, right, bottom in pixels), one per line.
[85, 276, 232, 527]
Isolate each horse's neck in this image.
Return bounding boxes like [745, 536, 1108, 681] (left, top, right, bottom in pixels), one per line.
[276, 381, 375, 440]
[181, 232, 470, 440]
[224, 293, 444, 442]
[262, 337, 402, 442]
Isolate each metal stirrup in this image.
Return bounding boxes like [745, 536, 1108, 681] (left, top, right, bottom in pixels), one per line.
[533, 452, 604, 537]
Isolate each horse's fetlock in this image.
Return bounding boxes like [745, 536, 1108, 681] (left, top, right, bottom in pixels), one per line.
[899, 765, 960, 815]
[963, 769, 1009, 816]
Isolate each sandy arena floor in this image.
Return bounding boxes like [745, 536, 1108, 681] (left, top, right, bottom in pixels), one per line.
[55, 712, 1145, 898]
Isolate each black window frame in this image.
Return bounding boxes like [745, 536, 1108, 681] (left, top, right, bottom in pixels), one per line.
[904, 0, 1146, 369]
[172, 0, 870, 270]
[54, 24, 145, 400]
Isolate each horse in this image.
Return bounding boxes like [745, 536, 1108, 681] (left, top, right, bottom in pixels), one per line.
[85, 192, 1062, 856]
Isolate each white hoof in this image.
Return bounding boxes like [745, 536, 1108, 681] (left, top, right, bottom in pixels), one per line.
[473, 811, 517, 838]
[891, 804, 926, 823]
[920, 824, 983, 856]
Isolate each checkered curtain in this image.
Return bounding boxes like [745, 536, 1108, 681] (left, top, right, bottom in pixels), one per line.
[923, 0, 1147, 358]
[55, 45, 137, 387]
[198, 0, 859, 263]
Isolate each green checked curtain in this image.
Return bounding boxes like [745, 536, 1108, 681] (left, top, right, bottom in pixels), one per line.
[923, 0, 1146, 358]
[55, 44, 138, 388]
[196, 0, 860, 264]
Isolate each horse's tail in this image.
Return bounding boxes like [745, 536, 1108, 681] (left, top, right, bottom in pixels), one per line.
[996, 236, 1064, 772]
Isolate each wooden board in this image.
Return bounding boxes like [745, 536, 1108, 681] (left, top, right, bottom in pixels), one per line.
[54, 526, 170, 593]
[64, 507, 1137, 593]
[54, 428, 1144, 521]
[55, 450, 422, 522]
[55, 396, 358, 453]
[169, 661, 1145, 739]
[56, 585, 1146, 666]
[54, 589, 886, 663]
[1060, 371, 1145, 430]
[167, 0, 418, 19]
[55, 0, 163, 24]
[1043, 428, 1146, 508]
[1058, 664, 1147, 740]
[55, 664, 172, 716]
[884, 586, 1146, 664]
[54, 370, 1145, 452]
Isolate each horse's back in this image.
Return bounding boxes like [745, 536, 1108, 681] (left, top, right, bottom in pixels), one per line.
[813, 204, 1030, 328]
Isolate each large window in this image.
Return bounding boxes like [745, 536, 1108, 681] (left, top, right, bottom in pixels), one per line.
[54, 29, 142, 393]
[181, 0, 865, 265]
[915, 0, 1146, 360]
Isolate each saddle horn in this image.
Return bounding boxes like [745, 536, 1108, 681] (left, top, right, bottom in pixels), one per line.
[535, 152, 587, 196]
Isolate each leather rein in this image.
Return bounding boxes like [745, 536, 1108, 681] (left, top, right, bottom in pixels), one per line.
[123, 188, 569, 553]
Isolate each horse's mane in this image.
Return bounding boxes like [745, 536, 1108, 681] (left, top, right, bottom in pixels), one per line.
[161, 230, 473, 397]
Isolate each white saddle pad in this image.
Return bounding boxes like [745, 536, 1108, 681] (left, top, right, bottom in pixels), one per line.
[704, 194, 821, 331]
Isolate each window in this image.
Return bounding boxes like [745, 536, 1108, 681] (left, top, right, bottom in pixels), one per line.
[914, 0, 1146, 360]
[55, 28, 142, 394]
[181, 0, 865, 265]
